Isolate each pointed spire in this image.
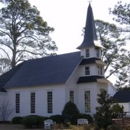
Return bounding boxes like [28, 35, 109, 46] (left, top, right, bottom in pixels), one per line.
[77, 3, 98, 49]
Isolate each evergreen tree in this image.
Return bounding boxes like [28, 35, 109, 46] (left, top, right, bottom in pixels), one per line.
[0, 0, 57, 73]
[94, 89, 115, 130]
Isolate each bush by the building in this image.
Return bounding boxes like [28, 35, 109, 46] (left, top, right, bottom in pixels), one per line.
[22, 115, 46, 128]
[49, 115, 63, 124]
[12, 116, 23, 124]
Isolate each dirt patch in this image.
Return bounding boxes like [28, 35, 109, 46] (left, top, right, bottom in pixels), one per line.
[0, 124, 43, 130]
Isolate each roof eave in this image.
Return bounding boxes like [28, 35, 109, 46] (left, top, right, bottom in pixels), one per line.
[97, 78, 110, 84]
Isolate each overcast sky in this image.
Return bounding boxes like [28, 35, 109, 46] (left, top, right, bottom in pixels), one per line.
[28, 0, 129, 54]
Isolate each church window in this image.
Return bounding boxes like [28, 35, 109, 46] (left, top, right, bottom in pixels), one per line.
[97, 66, 103, 75]
[85, 66, 90, 75]
[100, 67, 103, 75]
[86, 49, 89, 57]
[95, 48, 100, 57]
[97, 66, 99, 75]
[84, 91, 90, 113]
[47, 91, 53, 113]
[70, 91, 74, 102]
[30, 92, 35, 113]
[15, 93, 20, 113]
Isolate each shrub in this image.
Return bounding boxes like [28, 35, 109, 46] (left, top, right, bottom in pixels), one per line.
[22, 115, 44, 128]
[107, 124, 122, 130]
[0, 121, 11, 124]
[78, 113, 93, 123]
[12, 116, 23, 124]
[71, 113, 93, 125]
[49, 115, 63, 124]
[111, 104, 124, 118]
[62, 101, 79, 123]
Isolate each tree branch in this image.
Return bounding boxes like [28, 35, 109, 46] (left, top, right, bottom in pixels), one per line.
[18, 49, 43, 56]
[0, 41, 13, 52]
[0, 29, 12, 39]
[0, 47, 11, 61]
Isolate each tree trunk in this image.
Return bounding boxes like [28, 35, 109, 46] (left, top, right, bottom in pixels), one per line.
[11, 40, 17, 68]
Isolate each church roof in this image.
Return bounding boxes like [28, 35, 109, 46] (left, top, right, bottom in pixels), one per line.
[3, 52, 82, 89]
[0, 4, 106, 91]
[77, 76, 104, 83]
[0, 63, 24, 92]
[80, 58, 101, 65]
[77, 4, 97, 49]
[113, 90, 130, 103]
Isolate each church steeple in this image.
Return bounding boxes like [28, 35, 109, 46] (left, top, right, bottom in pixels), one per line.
[77, 3, 103, 49]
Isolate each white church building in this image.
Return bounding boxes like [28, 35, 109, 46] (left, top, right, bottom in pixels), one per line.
[0, 4, 110, 121]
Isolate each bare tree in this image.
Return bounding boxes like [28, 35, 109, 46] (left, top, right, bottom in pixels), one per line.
[0, 99, 14, 121]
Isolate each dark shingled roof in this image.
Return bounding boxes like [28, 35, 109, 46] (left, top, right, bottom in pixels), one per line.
[113, 90, 130, 103]
[77, 76, 104, 83]
[0, 63, 24, 92]
[77, 4, 97, 49]
[80, 58, 101, 65]
[4, 52, 82, 88]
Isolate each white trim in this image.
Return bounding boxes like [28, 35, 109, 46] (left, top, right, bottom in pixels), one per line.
[108, 82, 117, 92]
[94, 40, 105, 49]
[97, 78, 110, 83]
[0, 92, 7, 95]
[96, 60, 106, 66]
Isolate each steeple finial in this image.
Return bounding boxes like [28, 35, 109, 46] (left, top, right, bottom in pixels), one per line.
[77, 3, 97, 49]
[88, 0, 92, 3]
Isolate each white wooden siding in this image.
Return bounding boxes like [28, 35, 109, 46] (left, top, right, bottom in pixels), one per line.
[118, 103, 130, 113]
[80, 47, 101, 58]
[6, 84, 66, 120]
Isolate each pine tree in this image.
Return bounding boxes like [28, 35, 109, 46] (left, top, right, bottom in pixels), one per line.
[94, 89, 115, 130]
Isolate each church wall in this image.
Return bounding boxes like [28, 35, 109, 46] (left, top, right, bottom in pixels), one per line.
[5, 84, 66, 121]
[97, 83, 108, 93]
[108, 83, 117, 96]
[77, 83, 98, 115]
[80, 47, 101, 58]
[78, 65, 98, 76]
[65, 66, 101, 116]
[118, 103, 130, 113]
[0, 92, 12, 121]
[81, 47, 95, 58]
[0, 92, 7, 103]
[65, 66, 80, 106]
[77, 83, 108, 116]
[0, 92, 7, 121]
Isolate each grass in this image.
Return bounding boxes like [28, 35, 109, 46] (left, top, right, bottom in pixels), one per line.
[0, 123, 95, 130]
[0, 124, 42, 130]
[1, 123, 130, 130]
